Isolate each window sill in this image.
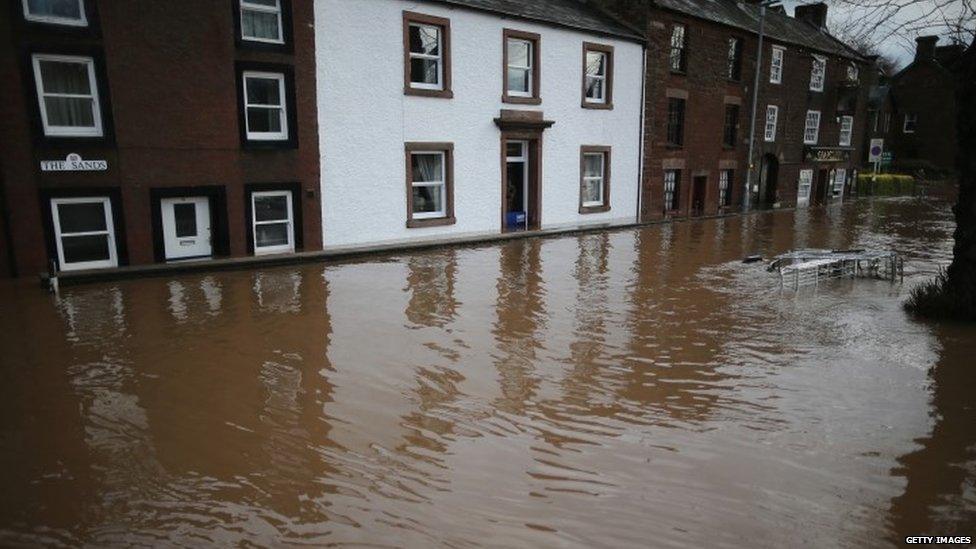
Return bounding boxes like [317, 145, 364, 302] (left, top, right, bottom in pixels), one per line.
[579, 205, 610, 214]
[581, 101, 613, 110]
[665, 144, 684, 150]
[670, 70, 687, 76]
[502, 95, 541, 105]
[407, 216, 456, 228]
[405, 87, 454, 99]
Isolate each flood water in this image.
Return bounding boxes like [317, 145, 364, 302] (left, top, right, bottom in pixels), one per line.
[1, 196, 974, 547]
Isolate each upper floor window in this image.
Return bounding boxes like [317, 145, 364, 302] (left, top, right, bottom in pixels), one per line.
[804, 110, 821, 144]
[723, 104, 739, 147]
[669, 24, 687, 73]
[727, 37, 743, 80]
[403, 12, 452, 98]
[809, 55, 826, 91]
[903, 113, 917, 133]
[839, 115, 854, 146]
[846, 63, 859, 83]
[666, 97, 685, 146]
[242, 71, 288, 141]
[770, 46, 784, 84]
[580, 146, 611, 213]
[23, 0, 86, 26]
[31, 54, 103, 137]
[764, 105, 778, 142]
[240, 0, 283, 44]
[582, 42, 614, 108]
[503, 29, 540, 104]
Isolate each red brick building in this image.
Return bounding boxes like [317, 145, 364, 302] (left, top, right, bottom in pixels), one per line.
[0, 0, 320, 277]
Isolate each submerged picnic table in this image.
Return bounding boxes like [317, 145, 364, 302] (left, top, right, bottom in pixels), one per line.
[768, 249, 904, 290]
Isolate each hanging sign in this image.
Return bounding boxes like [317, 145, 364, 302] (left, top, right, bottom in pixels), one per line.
[40, 153, 108, 172]
[804, 147, 851, 163]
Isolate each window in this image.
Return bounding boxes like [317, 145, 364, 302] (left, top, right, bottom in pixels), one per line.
[727, 37, 743, 80]
[582, 42, 613, 108]
[240, 0, 283, 44]
[770, 46, 784, 84]
[669, 24, 687, 73]
[242, 71, 287, 141]
[503, 29, 540, 104]
[251, 191, 294, 255]
[809, 55, 826, 91]
[797, 169, 813, 206]
[664, 170, 680, 212]
[718, 169, 733, 207]
[846, 63, 859, 83]
[903, 113, 917, 133]
[723, 104, 739, 147]
[803, 110, 821, 144]
[403, 12, 452, 98]
[50, 197, 117, 271]
[31, 54, 102, 137]
[832, 168, 846, 197]
[839, 115, 854, 146]
[405, 143, 455, 228]
[580, 146, 611, 213]
[764, 105, 778, 142]
[22, 0, 86, 26]
[667, 98, 685, 146]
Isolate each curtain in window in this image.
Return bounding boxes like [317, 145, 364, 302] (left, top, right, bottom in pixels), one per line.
[412, 154, 443, 214]
[40, 60, 95, 127]
[242, 9, 279, 41]
[28, 0, 81, 18]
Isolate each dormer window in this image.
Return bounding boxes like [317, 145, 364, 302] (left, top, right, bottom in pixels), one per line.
[23, 0, 86, 26]
[846, 63, 859, 83]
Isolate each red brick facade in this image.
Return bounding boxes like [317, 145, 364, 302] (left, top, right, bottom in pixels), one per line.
[0, 0, 321, 277]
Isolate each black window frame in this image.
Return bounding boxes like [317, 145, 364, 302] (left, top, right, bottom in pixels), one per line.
[666, 97, 686, 147]
[723, 104, 739, 148]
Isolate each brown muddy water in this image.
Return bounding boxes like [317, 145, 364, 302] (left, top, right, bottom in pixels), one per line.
[1, 197, 974, 547]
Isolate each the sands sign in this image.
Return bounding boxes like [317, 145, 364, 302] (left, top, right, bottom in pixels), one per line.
[40, 153, 108, 172]
[804, 147, 852, 163]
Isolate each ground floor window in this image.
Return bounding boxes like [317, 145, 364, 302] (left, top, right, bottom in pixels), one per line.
[405, 142, 455, 228]
[833, 168, 846, 197]
[664, 169, 680, 212]
[251, 190, 294, 255]
[50, 196, 117, 271]
[580, 146, 610, 213]
[797, 169, 813, 206]
[719, 169, 733, 207]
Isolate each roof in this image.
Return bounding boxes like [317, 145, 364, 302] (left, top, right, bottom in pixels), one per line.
[428, 0, 645, 42]
[654, 0, 866, 61]
[867, 84, 890, 109]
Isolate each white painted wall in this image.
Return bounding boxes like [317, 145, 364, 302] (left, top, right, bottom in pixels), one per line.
[315, 0, 644, 248]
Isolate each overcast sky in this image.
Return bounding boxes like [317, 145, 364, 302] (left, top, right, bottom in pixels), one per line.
[780, 0, 973, 69]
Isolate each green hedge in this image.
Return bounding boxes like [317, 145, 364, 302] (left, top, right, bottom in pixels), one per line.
[856, 174, 915, 196]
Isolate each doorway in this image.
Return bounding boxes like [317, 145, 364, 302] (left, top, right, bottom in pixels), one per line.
[691, 175, 707, 216]
[502, 138, 540, 232]
[760, 154, 779, 205]
[812, 169, 830, 206]
[160, 196, 211, 261]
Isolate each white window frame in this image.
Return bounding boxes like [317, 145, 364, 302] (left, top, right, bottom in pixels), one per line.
[770, 46, 784, 84]
[663, 170, 679, 211]
[242, 71, 288, 141]
[839, 115, 854, 146]
[718, 169, 730, 207]
[409, 23, 444, 90]
[833, 168, 846, 197]
[846, 63, 859, 83]
[797, 170, 813, 207]
[32, 54, 103, 137]
[581, 152, 606, 208]
[239, 0, 284, 44]
[410, 151, 447, 219]
[22, 0, 87, 26]
[584, 50, 607, 104]
[764, 105, 778, 142]
[809, 54, 826, 92]
[903, 113, 917, 133]
[803, 110, 821, 145]
[50, 197, 117, 271]
[506, 37, 533, 98]
[251, 190, 295, 255]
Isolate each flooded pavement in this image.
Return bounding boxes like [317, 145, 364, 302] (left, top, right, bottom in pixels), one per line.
[1, 196, 974, 547]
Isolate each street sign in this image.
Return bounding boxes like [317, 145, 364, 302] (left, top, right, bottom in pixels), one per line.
[868, 138, 884, 162]
[881, 151, 893, 166]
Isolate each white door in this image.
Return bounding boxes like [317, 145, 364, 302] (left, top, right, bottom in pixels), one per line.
[161, 197, 211, 260]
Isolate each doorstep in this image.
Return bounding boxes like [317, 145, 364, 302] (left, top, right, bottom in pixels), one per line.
[46, 211, 751, 287]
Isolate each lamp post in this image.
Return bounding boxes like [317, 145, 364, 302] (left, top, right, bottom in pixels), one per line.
[744, 1, 778, 211]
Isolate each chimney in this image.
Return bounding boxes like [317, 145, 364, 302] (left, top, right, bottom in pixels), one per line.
[915, 36, 938, 61]
[794, 2, 828, 29]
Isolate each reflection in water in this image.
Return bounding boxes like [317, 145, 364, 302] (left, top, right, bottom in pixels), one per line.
[0, 197, 973, 546]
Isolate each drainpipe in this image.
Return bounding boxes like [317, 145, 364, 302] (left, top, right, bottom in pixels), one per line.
[637, 43, 647, 222]
[744, 1, 773, 211]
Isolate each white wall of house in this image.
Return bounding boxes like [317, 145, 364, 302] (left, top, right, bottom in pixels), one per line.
[315, 0, 644, 248]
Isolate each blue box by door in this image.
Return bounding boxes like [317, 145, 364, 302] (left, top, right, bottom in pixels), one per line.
[506, 211, 526, 229]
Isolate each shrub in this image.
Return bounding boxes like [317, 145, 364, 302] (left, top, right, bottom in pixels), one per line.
[856, 173, 915, 196]
[904, 269, 976, 321]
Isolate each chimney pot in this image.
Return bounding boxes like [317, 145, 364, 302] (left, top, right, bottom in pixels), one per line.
[794, 2, 828, 30]
[915, 36, 939, 61]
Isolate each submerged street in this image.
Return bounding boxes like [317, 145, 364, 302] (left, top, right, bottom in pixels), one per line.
[1, 196, 974, 546]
